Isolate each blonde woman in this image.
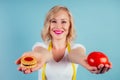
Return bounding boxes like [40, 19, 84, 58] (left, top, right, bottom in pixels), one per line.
[16, 5, 112, 80]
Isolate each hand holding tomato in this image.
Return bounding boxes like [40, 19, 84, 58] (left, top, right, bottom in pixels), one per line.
[87, 51, 112, 74]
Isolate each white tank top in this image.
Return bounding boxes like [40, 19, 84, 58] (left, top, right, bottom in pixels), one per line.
[32, 42, 86, 80]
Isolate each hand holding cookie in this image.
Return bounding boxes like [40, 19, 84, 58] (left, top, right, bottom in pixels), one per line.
[21, 56, 37, 68]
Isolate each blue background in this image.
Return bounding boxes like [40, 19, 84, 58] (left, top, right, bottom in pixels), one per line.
[0, 0, 120, 80]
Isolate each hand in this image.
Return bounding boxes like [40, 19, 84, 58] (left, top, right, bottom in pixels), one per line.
[97, 62, 112, 74]
[88, 62, 112, 74]
[15, 52, 46, 74]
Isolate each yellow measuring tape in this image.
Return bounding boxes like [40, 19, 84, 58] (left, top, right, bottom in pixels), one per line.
[42, 42, 76, 80]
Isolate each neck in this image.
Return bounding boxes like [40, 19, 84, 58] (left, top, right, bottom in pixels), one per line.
[51, 39, 67, 50]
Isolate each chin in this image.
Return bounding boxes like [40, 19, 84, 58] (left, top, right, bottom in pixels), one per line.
[52, 35, 65, 40]
[54, 37, 64, 40]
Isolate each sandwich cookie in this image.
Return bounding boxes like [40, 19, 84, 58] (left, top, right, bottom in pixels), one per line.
[21, 56, 37, 68]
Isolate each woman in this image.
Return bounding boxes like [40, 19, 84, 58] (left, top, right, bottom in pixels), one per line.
[16, 5, 112, 80]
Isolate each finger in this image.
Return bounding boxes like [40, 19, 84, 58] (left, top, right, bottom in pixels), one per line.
[105, 64, 111, 72]
[15, 57, 21, 65]
[99, 64, 110, 74]
[97, 64, 104, 74]
[24, 69, 32, 74]
[98, 64, 104, 69]
[99, 66, 106, 74]
[18, 66, 22, 71]
[21, 67, 27, 72]
[89, 67, 98, 74]
[91, 70, 99, 74]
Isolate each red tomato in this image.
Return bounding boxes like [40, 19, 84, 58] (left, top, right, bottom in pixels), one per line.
[87, 51, 109, 67]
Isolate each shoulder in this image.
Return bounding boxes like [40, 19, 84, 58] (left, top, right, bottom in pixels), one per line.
[32, 42, 48, 50]
[71, 43, 86, 51]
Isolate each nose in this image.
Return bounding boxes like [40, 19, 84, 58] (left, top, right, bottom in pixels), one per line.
[56, 22, 62, 28]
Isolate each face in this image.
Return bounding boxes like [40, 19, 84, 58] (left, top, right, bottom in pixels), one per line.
[49, 10, 70, 41]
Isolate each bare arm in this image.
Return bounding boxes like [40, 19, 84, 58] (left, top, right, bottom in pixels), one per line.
[33, 46, 53, 63]
[68, 47, 89, 68]
[68, 47, 99, 73]
[15, 46, 53, 74]
[68, 47, 112, 74]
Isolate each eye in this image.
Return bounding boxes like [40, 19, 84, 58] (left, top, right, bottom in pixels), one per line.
[51, 20, 57, 23]
[62, 21, 67, 24]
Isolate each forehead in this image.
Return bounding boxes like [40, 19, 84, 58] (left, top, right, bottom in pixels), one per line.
[51, 10, 70, 20]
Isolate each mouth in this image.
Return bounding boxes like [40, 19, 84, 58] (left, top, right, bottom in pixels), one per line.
[53, 30, 64, 34]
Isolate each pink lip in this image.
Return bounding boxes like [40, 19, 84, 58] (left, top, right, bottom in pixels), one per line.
[54, 30, 63, 34]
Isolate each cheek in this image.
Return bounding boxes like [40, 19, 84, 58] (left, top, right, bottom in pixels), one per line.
[49, 24, 53, 31]
[49, 26, 54, 36]
[49, 23, 56, 30]
[49, 27, 53, 35]
[65, 25, 71, 35]
[64, 24, 70, 31]
[49, 25, 53, 35]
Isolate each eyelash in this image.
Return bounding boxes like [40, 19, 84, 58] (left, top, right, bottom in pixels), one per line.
[51, 21, 67, 24]
[62, 21, 66, 23]
[51, 21, 56, 23]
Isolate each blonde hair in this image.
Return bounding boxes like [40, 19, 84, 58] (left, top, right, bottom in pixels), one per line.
[41, 5, 76, 43]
